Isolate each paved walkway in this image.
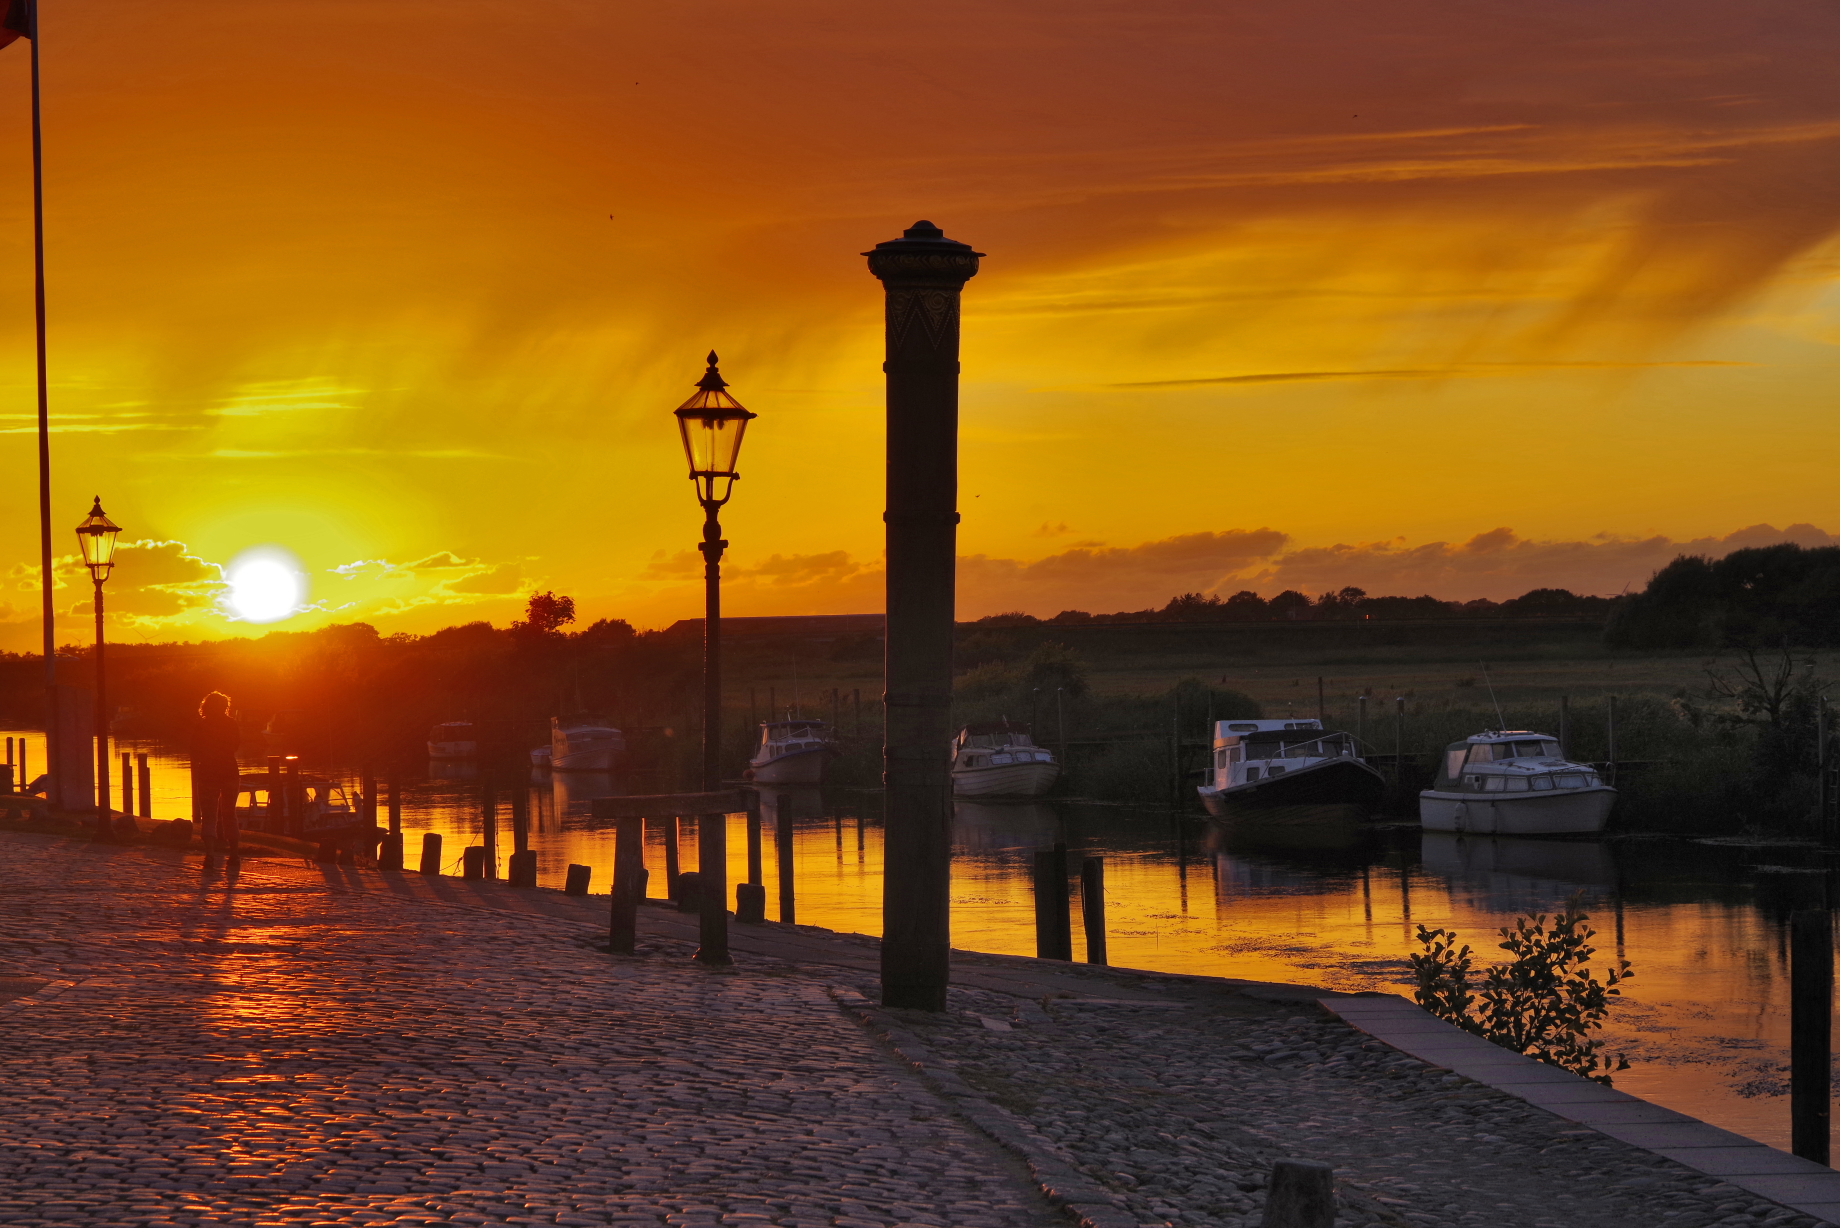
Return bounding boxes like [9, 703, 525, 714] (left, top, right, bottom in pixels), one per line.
[0, 833, 1058, 1228]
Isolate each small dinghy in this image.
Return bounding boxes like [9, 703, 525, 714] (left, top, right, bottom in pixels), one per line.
[951, 721, 1059, 797]
[1197, 719, 1385, 816]
[1419, 730, 1615, 835]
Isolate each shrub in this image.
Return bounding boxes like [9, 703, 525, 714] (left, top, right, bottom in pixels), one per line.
[1411, 896, 1632, 1085]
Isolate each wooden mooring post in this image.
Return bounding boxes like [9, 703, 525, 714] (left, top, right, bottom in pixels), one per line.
[1791, 906, 1833, 1164]
[661, 816, 681, 898]
[386, 776, 402, 835]
[1080, 856, 1107, 965]
[480, 785, 498, 879]
[119, 752, 132, 818]
[774, 793, 795, 925]
[564, 863, 591, 896]
[1261, 1158, 1335, 1227]
[1033, 843, 1072, 961]
[418, 831, 442, 875]
[595, 792, 743, 961]
[135, 752, 150, 819]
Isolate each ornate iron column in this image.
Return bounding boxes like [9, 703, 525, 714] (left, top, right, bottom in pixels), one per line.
[865, 220, 983, 1011]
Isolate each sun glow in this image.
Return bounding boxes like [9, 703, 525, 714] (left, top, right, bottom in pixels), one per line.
[225, 549, 305, 623]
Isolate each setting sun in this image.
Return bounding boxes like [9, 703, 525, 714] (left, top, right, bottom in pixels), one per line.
[225, 550, 303, 624]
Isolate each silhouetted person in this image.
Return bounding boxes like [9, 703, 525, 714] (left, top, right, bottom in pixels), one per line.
[192, 692, 240, 865]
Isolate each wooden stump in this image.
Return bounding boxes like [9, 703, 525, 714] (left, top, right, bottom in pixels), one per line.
[1260, 1159, 1335, 1228]
[564, 864, 592, 896]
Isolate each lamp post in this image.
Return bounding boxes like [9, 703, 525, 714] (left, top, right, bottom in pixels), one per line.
[75, 496, 120, 835]
[674, 351, 755, 791]
[865, 220, 983, 1011]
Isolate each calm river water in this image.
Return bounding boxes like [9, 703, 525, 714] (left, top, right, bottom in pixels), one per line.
[6, 729, 1831, 1154]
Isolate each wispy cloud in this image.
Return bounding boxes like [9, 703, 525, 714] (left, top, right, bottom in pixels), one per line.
[1105, 361, 1753, 389]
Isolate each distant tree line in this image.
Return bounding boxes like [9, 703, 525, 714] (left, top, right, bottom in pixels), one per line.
[1606, 543, 1840, 650]
[973, 585, 1614, 627]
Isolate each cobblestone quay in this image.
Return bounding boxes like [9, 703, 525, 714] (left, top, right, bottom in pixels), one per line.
[0, 830, 1825, 1228]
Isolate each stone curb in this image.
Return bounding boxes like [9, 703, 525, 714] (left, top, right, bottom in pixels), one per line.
[1322, 994, 1840, 1227]
[828, 986, 1138, 1228]
[0, 978, 77, 1016]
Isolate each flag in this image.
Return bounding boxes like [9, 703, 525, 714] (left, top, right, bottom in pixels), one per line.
[0, 0, 31, 50]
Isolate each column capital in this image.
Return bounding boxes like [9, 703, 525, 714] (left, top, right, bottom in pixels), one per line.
[865, 219, 983, 289]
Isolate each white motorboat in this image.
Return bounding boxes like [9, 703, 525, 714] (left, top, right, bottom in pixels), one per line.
[426, 721, 477, 759]
[951, 721, 1060, 797]
[1419, 730, 1615, 835]
[1197, 718, 1385, 817]
[550, 714, 624, 771]
[746, 719, 837, 785]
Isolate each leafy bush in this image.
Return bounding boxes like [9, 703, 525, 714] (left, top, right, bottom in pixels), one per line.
[1411, 896, 1632, 1085]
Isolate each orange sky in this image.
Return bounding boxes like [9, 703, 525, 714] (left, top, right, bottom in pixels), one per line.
[3, 0, 1839, 646]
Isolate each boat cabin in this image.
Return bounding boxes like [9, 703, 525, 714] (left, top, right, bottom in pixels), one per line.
[1430, 730, 1602, 794]
[953, 721, 1055, 770]
[755, 720, 833, 756]
[1208, 718, 1361, 788]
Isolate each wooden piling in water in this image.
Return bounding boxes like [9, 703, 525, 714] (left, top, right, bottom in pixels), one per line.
[1792, 907, 1832, 1164]
[661, 815, 681, 896]
[135, 752, 150, 819]
[1033, 843, 1072, 961]
[745, 799, 763, 886]
[511, 785, 530, 856]
[119, 751, 132, 818]
[481, 786, 498, 879]
[461, 846, 486, 880]
[775, 794, 795, 925]
[418, 831, 442, 875]
[386, 776, 402, 835]
[1260, 1158, 1335, 1227]
[1080, 856, 1107, 965]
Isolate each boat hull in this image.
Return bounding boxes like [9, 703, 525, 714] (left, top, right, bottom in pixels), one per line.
[952, 761, 1059, 797]
[749, 748, 828, 784]
[552, 746, 618, 771]
[1419, 787, 1616, 835]
[1199, 758, 1386, 816]
[427, 740, 477, 759]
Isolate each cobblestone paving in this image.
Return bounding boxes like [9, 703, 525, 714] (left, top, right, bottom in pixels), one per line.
[0, 837, 1056, 1228]
[881, 986, 1825, 1228]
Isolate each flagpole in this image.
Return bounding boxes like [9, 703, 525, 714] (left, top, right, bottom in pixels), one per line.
[28, 1, 54, 754]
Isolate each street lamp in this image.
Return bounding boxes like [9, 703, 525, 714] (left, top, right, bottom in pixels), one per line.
[75, 496, 121, 835]
[674, 352, 754, 969]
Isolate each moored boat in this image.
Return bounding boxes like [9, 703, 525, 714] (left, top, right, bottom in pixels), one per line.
[550, 714, 624, 771]
[231, 774, 379, 843]
[746, 719, 837, 784]
[426, 721, 477, 759]
[1197, 719, 1385, 816]
[1418, 730, 1615, 835]
[951, 721, 1059, 797]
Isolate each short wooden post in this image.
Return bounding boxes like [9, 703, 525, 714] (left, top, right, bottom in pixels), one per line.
[387, 776, 402, 835]
[119, 752, 133, 818]
[418, 831, 442, 875]
[1792, 908, 1832, 1164]
[775, 794, 795, 924]
[508, 848, 537, 888]
[378, 831, 403, 871]
[135, 752, 151, 819]
[736, 881, 766, 922]
[564, 863, 591, 896]
[696, 808, 731, 965]
[594, 792, 743, 957]
[1261, 1159, 1335, 1227]
[675, 869, 704, 912]
[1080, 855, 1107, 965]
[461, 846, 486, 880]
[1033, 843, 1072, 961]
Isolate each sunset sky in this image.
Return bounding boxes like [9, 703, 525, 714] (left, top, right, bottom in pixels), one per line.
[2, 0, 1838, 648]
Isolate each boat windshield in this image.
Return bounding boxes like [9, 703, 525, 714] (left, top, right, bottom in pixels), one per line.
[1469, 740, 1560, 763]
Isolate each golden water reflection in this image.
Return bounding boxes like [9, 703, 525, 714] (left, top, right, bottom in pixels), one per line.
[7, 728, 1826, 1154]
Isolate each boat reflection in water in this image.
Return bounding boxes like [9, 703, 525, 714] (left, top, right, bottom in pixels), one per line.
[426, 757, 478, 781]
[751, 784, 826, 823]
[550, 771, 618, 820]
[1203, 804, 1397, 871]
[1419, 830, 1616, 911]
[953, 799, 1063, 852]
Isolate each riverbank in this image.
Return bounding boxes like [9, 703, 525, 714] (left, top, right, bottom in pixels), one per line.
[0, 829, 1824, 1228]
